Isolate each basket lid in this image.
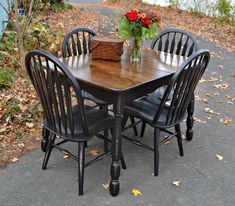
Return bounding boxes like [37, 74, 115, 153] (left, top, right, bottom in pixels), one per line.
[92, 35, 124, 43]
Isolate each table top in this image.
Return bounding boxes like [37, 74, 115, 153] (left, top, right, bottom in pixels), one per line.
[62, 48, 186, 92]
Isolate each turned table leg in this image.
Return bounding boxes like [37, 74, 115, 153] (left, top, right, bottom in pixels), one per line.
[109, 97, 122, 196]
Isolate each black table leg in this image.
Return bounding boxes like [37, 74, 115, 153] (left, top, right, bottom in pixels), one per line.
[186, 96, 194, 141]
[109, 96, 122, 196]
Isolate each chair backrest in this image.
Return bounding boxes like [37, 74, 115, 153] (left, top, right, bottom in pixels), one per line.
[151, 28, 199, 57]
[62, 28, 96, 58]
[153, 49, 210, 126]
[25, 50, 89, 137]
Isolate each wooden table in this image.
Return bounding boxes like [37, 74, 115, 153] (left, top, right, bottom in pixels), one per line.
[61, 48, 193, 196]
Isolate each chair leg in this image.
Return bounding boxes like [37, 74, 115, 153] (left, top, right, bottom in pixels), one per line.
[140, 121, 146, 137]
[122, 115, 128, 130]
[42, 133, 56, 170]
[120, 153, 127, 170]
[130, 117, 138, 136]
[41, 126, 50, 152]
[78, 142, 85, 196]
[154, 128, 160, 176]
[175, 124, 184, 156]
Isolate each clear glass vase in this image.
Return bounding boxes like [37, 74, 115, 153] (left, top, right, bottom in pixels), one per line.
[131, 37, 142, 62]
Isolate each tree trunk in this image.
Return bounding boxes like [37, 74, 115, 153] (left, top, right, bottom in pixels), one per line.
[13, 0, 26, 71]
[7, 0, 11, 12]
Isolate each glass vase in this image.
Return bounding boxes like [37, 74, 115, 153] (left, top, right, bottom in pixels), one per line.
[131, 37, 142, 62]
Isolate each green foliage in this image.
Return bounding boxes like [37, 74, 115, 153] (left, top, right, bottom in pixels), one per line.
[216, 0, 235, 25]
[17, 0, 72, 14]
[0, 31, 18, 54]
[0, 67, 14, 89]
[23, 19, 64, 54]
[216, 0, 233, 16]
[51, 2, 73, 12]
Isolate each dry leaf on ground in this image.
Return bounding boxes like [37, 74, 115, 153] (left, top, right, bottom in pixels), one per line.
[213, 83, 229, 90]
[63, 155, 70, 159]
[216, 154, 224, 160]
[220, 117, 232, 125]
[131, 189, 142, 196]
[90, 149, 99, 156]
[172, 181, 181, 187]
[204, 108, 220, 115]
[101, 183, 109, 189]
[199, 79, 206, 83]
[11, 157, 19, 163]
[164, 141, 171, 145]
[26, 122, 35, 128]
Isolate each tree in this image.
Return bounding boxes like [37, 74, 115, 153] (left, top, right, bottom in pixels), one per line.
[13, 0, 35, 70]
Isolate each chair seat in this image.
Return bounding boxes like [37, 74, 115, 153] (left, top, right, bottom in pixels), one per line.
[149, 86, 173, 101]
[82, 91, 111, 106]
[124, 95, 186, 128]
[44, 106, 114, 141]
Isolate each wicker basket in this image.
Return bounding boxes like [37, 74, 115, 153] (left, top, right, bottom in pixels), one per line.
[91, 36, 124, 61]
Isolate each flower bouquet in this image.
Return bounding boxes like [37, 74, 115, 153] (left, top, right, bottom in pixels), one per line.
[118, 8, 161, 61]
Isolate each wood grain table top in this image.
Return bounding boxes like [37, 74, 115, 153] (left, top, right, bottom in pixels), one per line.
[62, 48, 186, 92]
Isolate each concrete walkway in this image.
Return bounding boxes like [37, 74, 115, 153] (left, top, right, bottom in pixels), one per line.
[0, 4, 234, 206]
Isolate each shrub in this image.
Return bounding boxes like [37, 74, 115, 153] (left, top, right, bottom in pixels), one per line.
[216, 0, 235, 25]
[0, 67, 14, 89]
[23, 19, 64, 55]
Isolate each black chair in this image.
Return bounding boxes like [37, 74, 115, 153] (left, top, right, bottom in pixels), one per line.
[61, 28, 108, 105]
[62, 27, 138, 136]
[122, 49, 210, 176]
[140, 28, 200, 137]
[25, 50, 126, 195]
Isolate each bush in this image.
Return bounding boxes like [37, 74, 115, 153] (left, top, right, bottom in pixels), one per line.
[216, 0, 235, 25]
[23, 19, 64, 55]
[0, 67, 14, 89]
[51, 2, 73, 12]
[0, 31, 17, 54]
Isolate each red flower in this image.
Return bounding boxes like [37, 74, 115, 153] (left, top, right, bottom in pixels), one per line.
[141, 18, 151, 28]
[124, 11, 138, 22]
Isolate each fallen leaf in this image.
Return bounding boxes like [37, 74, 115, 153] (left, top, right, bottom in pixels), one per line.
[6, 136, 14, 144]
[213, 92, 220, 96]
[29, 128, 36, 133]
[172, 181, 181, 187]
[164, 141, 171, 145]
[213, 83, 229, 90]
[220, 117, 232, 125]
[204, 108, 220, 115]
[90, 149, 99, 156]
[18, 143, 25, 147]
[101, 183, 109, 189]
[218, 65, 223, 69]
[199, 78, 206, 83]
[194, 117, 207, 124]
[201, 98, 209, 104]
[26, 122, 35, 128]
[11, 157, 19, 163]
[0, 127, 8, 133]
[131, 189, 142, 196]
[216, 154, 223, 160]
[63, 155, 70, 159]
[205, 92, 212, 97]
